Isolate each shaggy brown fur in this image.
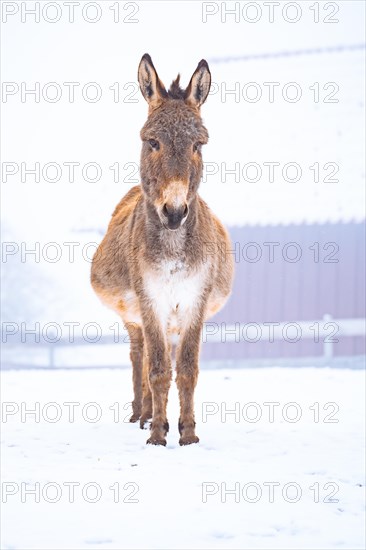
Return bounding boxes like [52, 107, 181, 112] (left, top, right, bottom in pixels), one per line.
[91, 54, 234, 446]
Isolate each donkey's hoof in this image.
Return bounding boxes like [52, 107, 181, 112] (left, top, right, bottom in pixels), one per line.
[129, 413, 140, 423]
[146, 436, 166, 446]
[140, 418, 151, 430]
[179, 435, 199, 446]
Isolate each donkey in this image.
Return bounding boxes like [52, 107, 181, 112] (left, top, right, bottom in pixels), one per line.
[91, 54, 234, 446]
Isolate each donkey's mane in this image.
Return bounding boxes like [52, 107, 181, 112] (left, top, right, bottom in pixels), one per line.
[168, 74, 186, 99]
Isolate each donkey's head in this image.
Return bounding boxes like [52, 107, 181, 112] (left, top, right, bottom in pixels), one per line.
[138, 54, 211, 230]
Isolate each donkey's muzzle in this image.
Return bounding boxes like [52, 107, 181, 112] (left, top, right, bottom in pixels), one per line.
[163, 203, 188, 230]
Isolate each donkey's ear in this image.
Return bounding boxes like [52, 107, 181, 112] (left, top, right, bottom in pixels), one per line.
[138, 53, 167, 110]
[185, 59, 211, 108]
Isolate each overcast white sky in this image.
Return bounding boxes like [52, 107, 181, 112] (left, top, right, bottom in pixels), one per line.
[2, 1, 365, 232]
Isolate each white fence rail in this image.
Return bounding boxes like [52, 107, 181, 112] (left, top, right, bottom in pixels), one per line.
[1, 315, 365, 369]
[202, 315, 366, 359]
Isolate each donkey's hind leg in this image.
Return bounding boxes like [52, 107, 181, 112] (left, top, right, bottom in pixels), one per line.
[139, 350, 153, 429]
[128, 324, 144, 422]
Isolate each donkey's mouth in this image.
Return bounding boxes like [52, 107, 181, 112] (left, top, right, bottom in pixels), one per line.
[162, 221, 183, 231]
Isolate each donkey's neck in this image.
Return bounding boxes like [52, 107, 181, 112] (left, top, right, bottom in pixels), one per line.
[143, 196, 199, 259]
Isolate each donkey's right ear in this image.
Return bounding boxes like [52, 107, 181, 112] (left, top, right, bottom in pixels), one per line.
[138, 54, 167, 110]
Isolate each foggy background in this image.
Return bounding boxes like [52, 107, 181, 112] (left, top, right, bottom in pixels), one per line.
[1, 0, 365, 367]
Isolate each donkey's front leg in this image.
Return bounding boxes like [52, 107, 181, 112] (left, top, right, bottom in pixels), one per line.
[176, 321, 202, 445]
[143, 316, 172, 446]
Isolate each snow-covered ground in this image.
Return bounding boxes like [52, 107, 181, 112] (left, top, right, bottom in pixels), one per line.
[1, 366, 365, 549]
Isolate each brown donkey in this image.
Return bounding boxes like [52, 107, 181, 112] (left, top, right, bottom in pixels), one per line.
[91, 54, 234, 446]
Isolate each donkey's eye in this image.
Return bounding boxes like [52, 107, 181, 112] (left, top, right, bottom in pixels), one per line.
[193, 142, 202, 153]
[148, 139, 160, 150]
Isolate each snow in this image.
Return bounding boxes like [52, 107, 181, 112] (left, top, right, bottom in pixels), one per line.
[1, 2, 365, 547]
[1, 366, 365, 549]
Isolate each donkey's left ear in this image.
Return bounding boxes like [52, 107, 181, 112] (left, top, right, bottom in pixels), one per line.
[185, 59, 211, 108]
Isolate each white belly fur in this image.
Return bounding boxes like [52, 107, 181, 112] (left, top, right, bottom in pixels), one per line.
[144, 260, 206, 333]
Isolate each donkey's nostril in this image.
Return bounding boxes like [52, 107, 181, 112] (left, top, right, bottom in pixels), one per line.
[163, 203, 169, 216]
[183, 204, 188, 217]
